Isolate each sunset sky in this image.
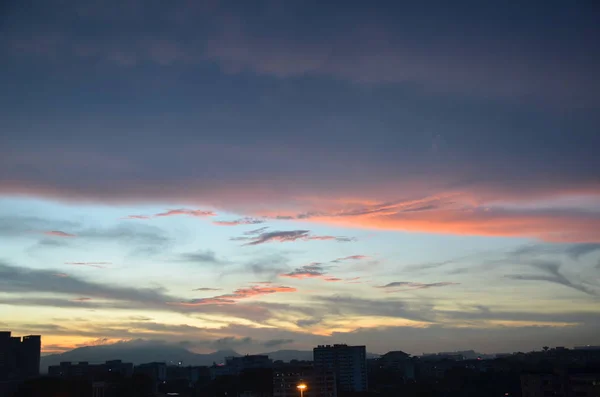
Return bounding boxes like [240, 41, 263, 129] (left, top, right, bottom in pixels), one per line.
[1, 0, 599, 356]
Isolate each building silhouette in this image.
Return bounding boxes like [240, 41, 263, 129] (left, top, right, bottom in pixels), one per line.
[313, 344, 367, 394]
[0, 332, 41, 380]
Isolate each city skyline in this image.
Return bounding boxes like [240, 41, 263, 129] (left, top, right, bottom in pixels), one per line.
[1, 1, 599, 356]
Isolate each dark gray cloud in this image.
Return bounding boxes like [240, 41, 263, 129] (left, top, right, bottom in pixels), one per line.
[280, 263, 326, 279]
[234, 230, 356, 246]
[565, 243, 600, 260]
[178, 249, 228, 265]
[313, 295, 434, 323]
[193, 287, 223, 292]
[331, 255, 368, 263]
[212, 336, 253, 349]
[0, 261, 175, 304]
[262, 339, 294, 348]
[505, 260, 599, 297]
[377, 281, 459, 291]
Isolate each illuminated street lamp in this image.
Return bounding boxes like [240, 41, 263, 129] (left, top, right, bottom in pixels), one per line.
[297, 383, 307, 397]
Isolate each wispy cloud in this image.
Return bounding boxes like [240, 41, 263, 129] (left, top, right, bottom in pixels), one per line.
[280, 263, 327, 279]
[192, 287, 223, 291]
[244, 227, 269, 235]
[505, 260, 599, 296]
[65, 262, 111, 269]
[44, 230, 76, 237]
[280, 263, 347, 282]
[233, 230, 356, 246]
[331, 255, 368, 263]
[125, 209, 216, 220]
[377, 281, 459, 292]
[156, 209, 216, 218]
[122, 215, 151, 220]
[177, 285, 297, 306]
[178, 250, 227, 265]
[213, 217, 265, 226]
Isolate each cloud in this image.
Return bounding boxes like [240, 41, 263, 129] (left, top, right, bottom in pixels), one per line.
[212, 336, 253, 349]
[243, 227, 269, 235]
[331, 255, 368, 263]
[155, 209, 216, 218]
[270, 199, 600, 243]
[193, 287, 223, 292]
[122, 215, 150, 220]
[178, 285, 297, 306]
[234, 230, 356, 246]
[178, 250, 227, 265]
[313, 295, 433, 323]
[262, 339, 294, 348]
[65, 262, 110, 269]
[377, 281, 459, 291]
[126, 209, 216, 220]
[565, 243, 600, 260]
[44, 230, 76, 237]
[280, 262, 326, 279]
[505, 260, 599, 297]
[0, 261, 180, 306]
[213, 217, 265, 226]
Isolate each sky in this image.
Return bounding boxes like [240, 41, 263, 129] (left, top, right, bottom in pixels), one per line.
[1, 0, 599, 356]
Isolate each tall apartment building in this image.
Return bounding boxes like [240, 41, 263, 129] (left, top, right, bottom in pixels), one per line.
[0, 331, 41, 380]
[313, 344, 367, 394]
[273, 363, 336, 397]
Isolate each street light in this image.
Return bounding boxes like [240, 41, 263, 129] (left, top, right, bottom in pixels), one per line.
[297, 383, 307, 397]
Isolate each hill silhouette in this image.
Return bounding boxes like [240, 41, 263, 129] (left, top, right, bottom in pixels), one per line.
[40, 340, 381, 372]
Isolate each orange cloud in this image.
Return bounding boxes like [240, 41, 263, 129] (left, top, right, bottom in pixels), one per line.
[264, 197, 600, 243]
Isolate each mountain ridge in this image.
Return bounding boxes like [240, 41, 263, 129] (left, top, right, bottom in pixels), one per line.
[40, 342, 380, 372]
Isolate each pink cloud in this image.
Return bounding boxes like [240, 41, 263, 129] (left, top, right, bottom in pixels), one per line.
[172, 284, 297, 307]
[53, 273, 69, 278]
[3, 146, 599, 243]
[155, 209, 216, 218]
[44, 230, 76, 237]
[123, 209, 216, 220]
[122, 215, 150, 220]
